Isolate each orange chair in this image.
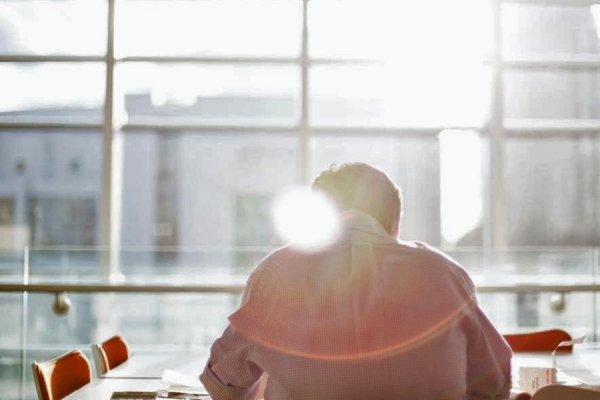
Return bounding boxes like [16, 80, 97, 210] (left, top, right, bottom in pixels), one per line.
[503, 329, 573, 353]
[91, 334, 130, 377]
[532, 384, 600, 399]
[32, 350, 92, 400]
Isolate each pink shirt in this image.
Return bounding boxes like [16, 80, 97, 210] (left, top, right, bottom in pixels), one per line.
[201, 213, 512, 400]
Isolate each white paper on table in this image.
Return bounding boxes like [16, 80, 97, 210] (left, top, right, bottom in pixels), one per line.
[161, 369, 206, 392]
[551, 335, 586, 369]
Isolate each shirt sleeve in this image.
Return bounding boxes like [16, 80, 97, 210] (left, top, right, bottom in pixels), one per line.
[200, 325, 264, 400]
[465, 305, 513, 399]
[455, 264, 511, 400]
[427, 246, 513, 399]
[444, 259, 512, 399]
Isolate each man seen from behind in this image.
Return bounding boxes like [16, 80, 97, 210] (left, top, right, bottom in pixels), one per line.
[200, 162, 512, 400]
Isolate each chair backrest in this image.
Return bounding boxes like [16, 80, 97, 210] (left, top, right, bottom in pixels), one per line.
[503, 329, 573, 352]
[32, 350, 92, 400]
[532, 384, 600, 399]
[90, 334, 129, 376]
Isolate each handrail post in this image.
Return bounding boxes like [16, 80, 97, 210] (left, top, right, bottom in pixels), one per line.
[19, 246, 29, 400]
[593, 248, 599, 342]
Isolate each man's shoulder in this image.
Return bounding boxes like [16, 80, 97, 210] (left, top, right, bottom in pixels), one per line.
[251, 240, 473, 286]
[256, 242, 348, 265]
[392, 241, 475, 288]
[393, 240, 457, 266]
[400, 241, 462, 266]
[256, 240, 458, 268]
[253, 244, 304, 269]
[249, 244, 330, 276]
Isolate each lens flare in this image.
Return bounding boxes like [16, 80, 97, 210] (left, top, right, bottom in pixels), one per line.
[272, 186, 340, 251]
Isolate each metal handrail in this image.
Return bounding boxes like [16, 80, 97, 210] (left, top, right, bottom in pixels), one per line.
[0, 282, 245, 294]
[0, 282, 599, 294]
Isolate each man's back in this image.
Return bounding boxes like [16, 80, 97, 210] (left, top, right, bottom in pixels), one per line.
[202, 213, 512, 400]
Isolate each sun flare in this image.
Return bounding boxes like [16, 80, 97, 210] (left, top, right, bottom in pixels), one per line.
[272, 186, 340, 252]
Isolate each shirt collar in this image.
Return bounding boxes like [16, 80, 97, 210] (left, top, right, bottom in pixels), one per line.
[341, 210, 396, 245]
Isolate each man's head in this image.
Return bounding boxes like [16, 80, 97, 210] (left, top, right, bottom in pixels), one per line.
[312, 163, 402, 236]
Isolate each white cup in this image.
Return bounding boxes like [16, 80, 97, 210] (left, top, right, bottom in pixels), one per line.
[518, 367, 557, 393]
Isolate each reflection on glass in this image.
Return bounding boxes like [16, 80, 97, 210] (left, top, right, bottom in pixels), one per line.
[116, 64, 300, 125]
[310, 65, 490, 127]
[115, 0, 301, 57]
[0, 0, 107, 55]
[0, 63, 105, 123]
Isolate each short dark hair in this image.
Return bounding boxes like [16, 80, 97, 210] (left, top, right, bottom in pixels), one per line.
[311, 163, 401, 234]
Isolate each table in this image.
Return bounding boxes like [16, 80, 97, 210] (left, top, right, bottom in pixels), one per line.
[65, 351, 209, 400]
[64, 379, 169, 400]
[65, 345, 600, 399]
[103, 353, 208, 379]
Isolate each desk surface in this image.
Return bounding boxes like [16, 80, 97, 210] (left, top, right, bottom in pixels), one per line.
[103, 353, 208, 379]
[66, 345, 600, 400]
[65, 379, 168, 400]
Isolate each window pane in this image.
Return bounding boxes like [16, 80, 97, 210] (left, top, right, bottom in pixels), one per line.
[121, 131, 299, 272]
[486, 249, 595, 333]
[309, 135, 442, 245]
[117, 64, 299, 126]
[504, 136, 600, 247]
[309, 0, 492, 61]
[478, 292, 594, 336]
[449, 247, 595, 334]
[503, 4, 600, 56]
[116, 0, 302, 57]
[0, 293, 23, 400]
[505, 71, 600, 120]
[0, 199, 20, 277]
[439, 130, 484, 247]
[0, 0, 107, 55]
[310, 65, 490, 127]
[0, 131, 102, 257]
[0, 64, 105, 124]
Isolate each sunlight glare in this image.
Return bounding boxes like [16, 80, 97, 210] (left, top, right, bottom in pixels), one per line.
[591, 5, 600, 39]
[439, 130, 483, 245]
[272, 187, 340, 252]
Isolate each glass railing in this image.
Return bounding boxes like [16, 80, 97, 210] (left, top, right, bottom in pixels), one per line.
[0, 246, 598, 400]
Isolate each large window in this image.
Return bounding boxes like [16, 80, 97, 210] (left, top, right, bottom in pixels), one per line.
[2, 0, 599, 253]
